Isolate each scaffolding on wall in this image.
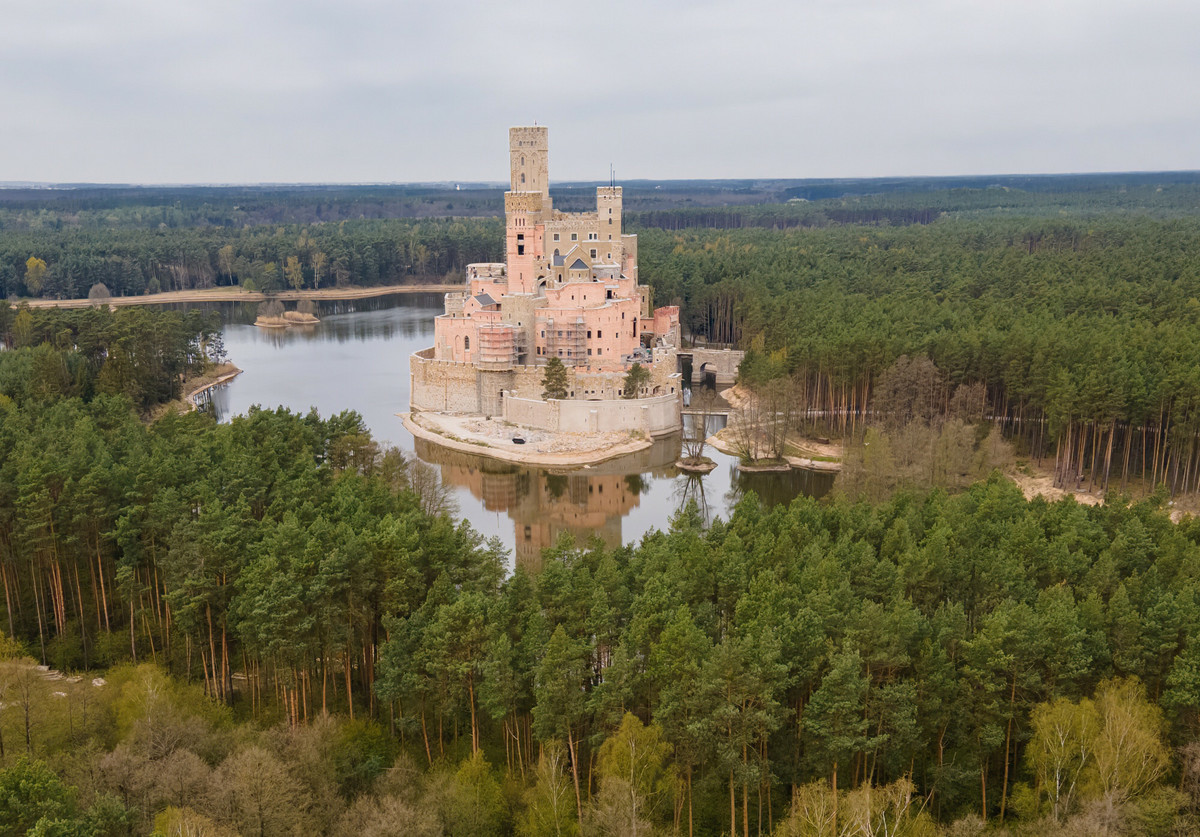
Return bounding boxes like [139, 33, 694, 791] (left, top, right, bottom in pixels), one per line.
[544, 316, 588, 366]
[476, 323, 525, 370]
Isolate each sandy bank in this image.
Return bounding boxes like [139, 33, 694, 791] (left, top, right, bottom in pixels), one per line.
[186, 364, 242, 409]
[711, 385, 845, 472]
[707, 427, 843, 473]
[20, 283, 460, 310]
[144, 363, 242, 421]
[401, 411, 653, 468]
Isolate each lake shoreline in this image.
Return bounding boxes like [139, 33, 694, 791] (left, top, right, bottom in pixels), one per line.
[19, 283, 460, 310]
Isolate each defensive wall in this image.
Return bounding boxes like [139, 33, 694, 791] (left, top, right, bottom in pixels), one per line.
[410, 348, 543, 415]
[410, 350, 682, 436]
[502, 392, 681, 437]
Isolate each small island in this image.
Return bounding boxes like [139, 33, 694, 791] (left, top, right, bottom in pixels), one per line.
[254, 298, 320, 328]
[408, 126, 687, 465]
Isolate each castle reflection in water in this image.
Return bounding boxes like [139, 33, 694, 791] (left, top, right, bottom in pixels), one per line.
[414, 436, 682, 571]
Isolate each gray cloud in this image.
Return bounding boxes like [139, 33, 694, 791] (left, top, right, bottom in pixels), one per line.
[2, 0, 1197, 182]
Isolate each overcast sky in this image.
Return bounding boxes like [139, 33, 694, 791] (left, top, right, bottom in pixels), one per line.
[3, 0, 1198, 183]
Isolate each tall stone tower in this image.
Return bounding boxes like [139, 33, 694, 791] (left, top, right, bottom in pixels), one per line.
[508, 126, 550, 210]
[506, 126, 550, 294]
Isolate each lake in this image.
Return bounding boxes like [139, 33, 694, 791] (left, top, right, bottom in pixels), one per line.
[199, 294, 834, 567]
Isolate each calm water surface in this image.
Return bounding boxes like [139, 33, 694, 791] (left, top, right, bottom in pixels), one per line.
[199, 295, 833, 566]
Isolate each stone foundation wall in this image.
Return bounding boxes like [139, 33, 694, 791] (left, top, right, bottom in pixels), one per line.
[508, 366, 546, 400]
[413, 348, 681, 436]
[411, 350, 547, 413]
[410, 349, 483, 413]
[503, 392, 680, 437]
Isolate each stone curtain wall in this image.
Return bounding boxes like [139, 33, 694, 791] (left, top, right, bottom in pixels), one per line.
[503, 392, 681, 437]
[409, 349, 483, 412]
[411, 352, 547, 413]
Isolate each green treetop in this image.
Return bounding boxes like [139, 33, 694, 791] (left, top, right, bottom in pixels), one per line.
[542, 357, 568, 400]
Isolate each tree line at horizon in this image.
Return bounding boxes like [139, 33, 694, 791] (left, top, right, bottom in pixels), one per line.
[3, 310, 1200, 833]
[6, 175, 1198, 300]
[0, 218, 504, 300]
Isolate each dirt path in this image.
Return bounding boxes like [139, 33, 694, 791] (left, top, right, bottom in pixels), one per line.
[20, 283, 459, 309]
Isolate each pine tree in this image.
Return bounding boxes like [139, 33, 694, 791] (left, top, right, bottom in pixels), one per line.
[623, 363, 650, 399]
[542, 357, 568, 400]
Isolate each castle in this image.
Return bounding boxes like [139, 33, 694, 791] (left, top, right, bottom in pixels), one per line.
[409, 126, 683, 438]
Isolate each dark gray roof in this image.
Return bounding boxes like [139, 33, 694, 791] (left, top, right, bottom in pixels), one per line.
[552, 254, 565, 266]
[569, 259, 588, 270]
[473, 293, 498, 307]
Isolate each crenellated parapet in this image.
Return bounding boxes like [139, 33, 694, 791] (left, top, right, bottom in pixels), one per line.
[504, 192, 544, 214]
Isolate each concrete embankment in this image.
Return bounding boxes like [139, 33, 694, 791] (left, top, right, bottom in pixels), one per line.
[402, 411, 654, 469]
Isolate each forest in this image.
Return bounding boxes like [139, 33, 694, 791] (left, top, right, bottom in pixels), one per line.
[0, 308, 1198, 835]
[640, 215, 1200, 499]
[5, 176, 1200, 834]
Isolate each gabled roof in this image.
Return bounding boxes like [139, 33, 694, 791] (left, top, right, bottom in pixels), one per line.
[569, 259, 588, 270]
[473, 293, 498, 307]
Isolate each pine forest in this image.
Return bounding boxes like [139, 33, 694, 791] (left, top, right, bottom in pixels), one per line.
[2, 179, 1200, 834]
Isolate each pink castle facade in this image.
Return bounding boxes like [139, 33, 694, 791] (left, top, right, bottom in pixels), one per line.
[409, 127, 682, 437]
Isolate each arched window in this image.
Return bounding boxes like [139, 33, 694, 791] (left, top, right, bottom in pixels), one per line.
[464, 336, 470, 350]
